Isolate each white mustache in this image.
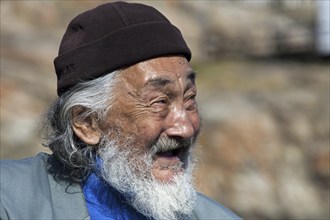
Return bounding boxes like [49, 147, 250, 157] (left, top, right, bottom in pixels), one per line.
[149, 137, 193, 157]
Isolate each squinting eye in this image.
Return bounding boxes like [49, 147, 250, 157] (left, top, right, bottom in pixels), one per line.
[185, 94, 197, 110]
[151, 98, 169, 115]
[186, 94, 196, 102]
[152, 98, 168, 105]
[157, 99, 167, 104]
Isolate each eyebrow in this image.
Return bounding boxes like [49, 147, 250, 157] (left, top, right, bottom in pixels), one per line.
[145, 77, 174, 88]
[144, 70, 197, 88]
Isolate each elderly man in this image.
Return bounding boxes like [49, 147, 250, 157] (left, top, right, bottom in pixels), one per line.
[0, 2, 241, 220]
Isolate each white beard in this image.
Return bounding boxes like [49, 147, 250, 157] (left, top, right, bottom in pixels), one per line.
[98, 137, 197, 220]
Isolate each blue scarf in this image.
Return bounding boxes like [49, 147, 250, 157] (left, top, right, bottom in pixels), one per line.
[82, 172, 149, 220]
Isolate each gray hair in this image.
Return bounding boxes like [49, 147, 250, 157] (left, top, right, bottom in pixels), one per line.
[41, 71, 120, 183]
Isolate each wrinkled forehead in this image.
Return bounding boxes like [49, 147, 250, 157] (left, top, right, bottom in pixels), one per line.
[119, 56, 195, 88]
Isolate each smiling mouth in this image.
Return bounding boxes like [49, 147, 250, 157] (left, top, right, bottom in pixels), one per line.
[155, 145, 190, 166]
[157, 146, 185, 157]
[149, 137, 192, 170]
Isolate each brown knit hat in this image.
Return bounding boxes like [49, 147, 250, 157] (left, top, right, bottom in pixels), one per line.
[54, 1, 191, 96]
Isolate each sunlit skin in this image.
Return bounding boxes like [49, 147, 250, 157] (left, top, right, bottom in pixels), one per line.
[100, 56, 200, 182]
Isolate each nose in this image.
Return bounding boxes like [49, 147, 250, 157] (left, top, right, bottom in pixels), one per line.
[165, 106, 197, 139]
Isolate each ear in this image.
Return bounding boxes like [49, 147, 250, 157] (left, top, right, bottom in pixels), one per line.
[71, 107, 101, 145]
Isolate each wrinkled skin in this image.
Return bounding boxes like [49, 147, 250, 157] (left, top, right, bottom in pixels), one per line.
[86, 56, 200, 182]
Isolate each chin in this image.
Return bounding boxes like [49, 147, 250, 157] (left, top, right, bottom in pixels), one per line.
[152, 167, 185, 183]
[99, 137, 198, 220]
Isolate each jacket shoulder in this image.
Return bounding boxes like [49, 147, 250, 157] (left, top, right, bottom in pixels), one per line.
[0, 153, 54, 219]
[0, 153, 89, 220]
[193, 193, 242, 220]
[0, 153, 50, 186]
[1, 152, 48, 169]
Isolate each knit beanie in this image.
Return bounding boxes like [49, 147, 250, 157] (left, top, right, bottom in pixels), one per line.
[54, 1, 191, 96]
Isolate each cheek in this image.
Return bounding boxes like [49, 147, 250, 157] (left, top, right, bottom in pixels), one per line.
[134, 117, 164, 145]
[107, 110, 164, 148]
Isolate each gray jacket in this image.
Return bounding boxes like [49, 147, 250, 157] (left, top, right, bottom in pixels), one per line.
[0, 153, 241, 220]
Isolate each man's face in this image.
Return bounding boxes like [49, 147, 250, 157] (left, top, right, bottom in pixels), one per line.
[101, 56, 200, 183]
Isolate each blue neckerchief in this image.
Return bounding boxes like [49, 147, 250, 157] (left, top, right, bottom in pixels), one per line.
[82, 157, 149, 220]
[82, 172, 149, 220]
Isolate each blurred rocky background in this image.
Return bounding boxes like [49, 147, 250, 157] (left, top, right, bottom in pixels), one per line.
[1, 1, 329, 219]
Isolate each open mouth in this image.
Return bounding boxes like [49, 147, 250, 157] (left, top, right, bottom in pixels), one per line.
[149, 138, 192, 170]
[155, 145, 190, 167]
[150, 139, 193, 180]
[157, 147, 185, 157]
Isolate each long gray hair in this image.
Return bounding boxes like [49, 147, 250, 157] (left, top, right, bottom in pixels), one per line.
[41, 71, 119, 183]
